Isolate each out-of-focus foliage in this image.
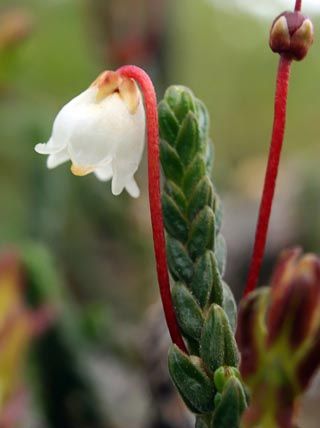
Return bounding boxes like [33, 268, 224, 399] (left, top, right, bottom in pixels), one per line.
[22, 244, 110, 428]
[0, 254, 31, 427]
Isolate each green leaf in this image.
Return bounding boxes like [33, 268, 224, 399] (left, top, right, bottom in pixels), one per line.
[214, 195, 223, 233]
[205, 141, 214, 175]
[160, 140, 183, 184]
[195, 99, 210, 144]
[172, 282, 204, 341]
[211, 378, 247, 428]
[162, 193, 189, 243]
[188, 207, 215, 260]
[190, 251, 214, 308]
[185, 335, 200, 356]
[223, 319, 240, 369]
[182, 155, 206, 198]
[165, 86, 196, 123]
[209, 253, 224, 307]
[164, 181, 187, 213]
[187, 176, 214, 221]
[196, 415, 211, 428]
[200, 304, 225, 373]
[168, 345, 215, 414]
[158, 100, 179, 146]
[216, 234, 227, 276]
[190, 251, 223, 308]
[214, 392, 222, 408]
[222, 282, 237, 333]
[175, 112, 200, 166]
[200, 304, 239, 373]
[167, 236, 194, 284]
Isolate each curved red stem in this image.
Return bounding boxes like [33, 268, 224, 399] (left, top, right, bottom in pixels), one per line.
[295, 0, 302, 12]
[117, 65, 187, 353]
[244, 57, 292, 297]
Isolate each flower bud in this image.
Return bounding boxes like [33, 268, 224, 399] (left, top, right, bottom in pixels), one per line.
[267, 248, 320, 348]
[214, 366, 241, 393]
[269, 12, 314, 61]
[237, 249, 320, 428]
[35, 70, 146, 198]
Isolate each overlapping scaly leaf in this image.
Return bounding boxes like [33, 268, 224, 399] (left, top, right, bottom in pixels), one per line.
[159, 86, 245, 427]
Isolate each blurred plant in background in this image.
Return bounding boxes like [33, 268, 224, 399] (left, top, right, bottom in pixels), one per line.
[0, 254, 31, 428]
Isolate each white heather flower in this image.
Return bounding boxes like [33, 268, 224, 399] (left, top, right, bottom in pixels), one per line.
[35, 71, 146, 198]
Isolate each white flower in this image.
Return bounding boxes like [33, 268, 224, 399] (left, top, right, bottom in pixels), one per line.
[35, 70, 146, 198]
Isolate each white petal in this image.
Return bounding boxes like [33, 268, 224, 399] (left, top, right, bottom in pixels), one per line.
[125, 177, 140, 198]
[36, 88, 97, 158]
[111, 158, 137, 196]
[47, 147, 70, 169]
[67, 91, 145, 168]
[35, 77, 146, 199]
[94, 163, 113, 182]
[35, 138, 66, 155]
[111, 176, 125, 196]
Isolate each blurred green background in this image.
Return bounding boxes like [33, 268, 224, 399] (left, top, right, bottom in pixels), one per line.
[0, 0, 319, 426]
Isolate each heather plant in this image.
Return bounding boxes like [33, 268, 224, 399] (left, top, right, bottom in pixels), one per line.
[33, 0, 320, 427]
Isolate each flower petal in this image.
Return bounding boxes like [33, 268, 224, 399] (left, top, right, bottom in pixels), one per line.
[125, 177, 140, 198]
[47, 147, 70, 169]
[35, 71, 146, 199]
[94, 163, 113, 182]
[111, 158, 138, 196]
[35, 138, 66, 155]
[119, 78, 140, 114]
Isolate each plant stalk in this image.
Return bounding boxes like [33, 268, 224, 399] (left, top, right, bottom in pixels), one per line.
[244, 56, 292, 296]
[117, 65, 187, 352]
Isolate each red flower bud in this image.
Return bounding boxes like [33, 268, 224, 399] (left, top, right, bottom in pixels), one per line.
[236, 290, 268, 380]
[238, 249, 320, 428]
[269, 12, 314, 61]
[267, 248, 320, 348]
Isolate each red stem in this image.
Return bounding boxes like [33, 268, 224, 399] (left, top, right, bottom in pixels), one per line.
[117, 65, 187, 352]
[295, 0, 302, 12]
[244, 57, 292, 297]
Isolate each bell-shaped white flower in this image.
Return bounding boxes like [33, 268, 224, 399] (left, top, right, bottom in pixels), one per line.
[35, 71, 146, 198]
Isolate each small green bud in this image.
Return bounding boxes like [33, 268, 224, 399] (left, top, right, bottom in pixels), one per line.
[214, 366, 241, 393]
[212, 378, 247, 428]
[164, 86, 197, 122]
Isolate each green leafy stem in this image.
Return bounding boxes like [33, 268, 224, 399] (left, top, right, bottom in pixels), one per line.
[159, 86, 247, 427]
